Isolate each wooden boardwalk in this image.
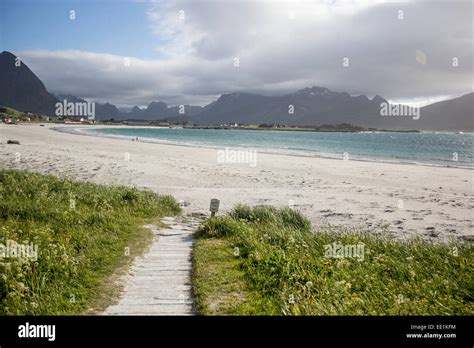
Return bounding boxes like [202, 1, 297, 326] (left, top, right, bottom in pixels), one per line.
[104, 216, 199, 315]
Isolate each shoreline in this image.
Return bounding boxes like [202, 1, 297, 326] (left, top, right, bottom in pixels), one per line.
[53, 125, 474, 170]
[1, 123, 472, 242]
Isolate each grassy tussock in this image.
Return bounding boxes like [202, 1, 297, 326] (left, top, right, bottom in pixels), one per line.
[194, 205, 473, 315]
[0, 169, 180, 315]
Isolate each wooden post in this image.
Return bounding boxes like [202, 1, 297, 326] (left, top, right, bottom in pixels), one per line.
[210, 198, 220, 217]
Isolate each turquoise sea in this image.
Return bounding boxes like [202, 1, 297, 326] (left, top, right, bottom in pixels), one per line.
[68, 127, 473, 168]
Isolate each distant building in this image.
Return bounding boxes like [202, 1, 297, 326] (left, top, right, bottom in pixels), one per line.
[63, 116, 95, 124]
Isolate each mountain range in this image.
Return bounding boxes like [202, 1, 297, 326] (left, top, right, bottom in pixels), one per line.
[0, 51, 58, 115]
[1, 51, 472, 131]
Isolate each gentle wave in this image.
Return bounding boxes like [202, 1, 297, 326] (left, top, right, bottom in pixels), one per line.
[53, 126, 474, 169]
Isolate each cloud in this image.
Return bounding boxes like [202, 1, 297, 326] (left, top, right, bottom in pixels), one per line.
[16, 0, 473, 107]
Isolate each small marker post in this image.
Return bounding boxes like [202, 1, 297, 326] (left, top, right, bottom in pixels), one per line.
[210, 198, 220, 217]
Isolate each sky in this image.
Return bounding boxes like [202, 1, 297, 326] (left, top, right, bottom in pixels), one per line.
[0, 0, 472, 107]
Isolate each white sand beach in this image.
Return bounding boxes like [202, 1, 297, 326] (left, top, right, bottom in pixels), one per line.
[1, 124, 472, 242]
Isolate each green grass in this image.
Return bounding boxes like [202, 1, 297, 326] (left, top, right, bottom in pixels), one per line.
[0, 107, 23, 117]
[0, 169, 180, 315]
[0, 106, 52, 123]
[193, 204, 474, 315]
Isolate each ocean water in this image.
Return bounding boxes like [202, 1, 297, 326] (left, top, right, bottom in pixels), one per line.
[76, 127, 473, 168]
